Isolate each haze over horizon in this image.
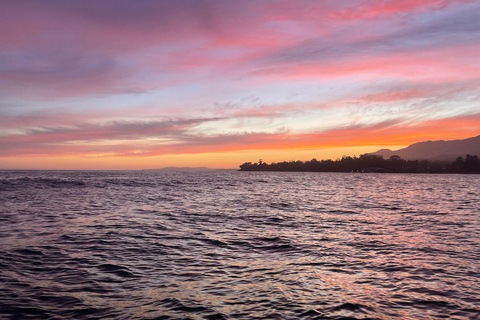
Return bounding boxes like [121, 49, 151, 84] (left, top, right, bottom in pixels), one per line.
[1, 0, 480, 170]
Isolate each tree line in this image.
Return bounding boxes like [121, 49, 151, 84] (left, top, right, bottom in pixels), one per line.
[239, 154, 480, 173]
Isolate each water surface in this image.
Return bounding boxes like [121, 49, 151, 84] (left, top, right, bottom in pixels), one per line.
[1, 171, 479, 319]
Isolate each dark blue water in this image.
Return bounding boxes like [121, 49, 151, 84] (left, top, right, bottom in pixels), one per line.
[1, 170, 479, 319]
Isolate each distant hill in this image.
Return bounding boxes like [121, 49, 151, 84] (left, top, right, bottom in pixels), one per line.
[370, 135, 480, 161]
[143, 167, 214, 171]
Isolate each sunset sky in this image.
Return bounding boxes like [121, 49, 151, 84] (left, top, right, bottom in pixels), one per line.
[1, 0, 479, 169]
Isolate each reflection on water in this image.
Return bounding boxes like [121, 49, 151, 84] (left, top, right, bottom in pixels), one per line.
[0, 171, 479, 319]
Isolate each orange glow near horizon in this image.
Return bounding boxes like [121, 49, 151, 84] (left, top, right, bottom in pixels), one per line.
[0, 146, 395, 170]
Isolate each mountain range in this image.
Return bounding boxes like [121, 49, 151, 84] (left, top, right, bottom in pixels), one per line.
[370, 135, 480, 161]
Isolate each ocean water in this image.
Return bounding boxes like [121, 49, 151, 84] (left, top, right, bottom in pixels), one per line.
[0, 170, 479, 320]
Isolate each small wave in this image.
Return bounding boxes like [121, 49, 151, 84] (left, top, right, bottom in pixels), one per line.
[332, 302, 365, 312]
[382, 265, 413, 273]
[255, 236, 282, 242]
[100, 178, 156, 187]
[96, 264, 138, 278]
[1, 306, 52, 319]
[413, 299, 457, 309]
[0, 177, 86, 189]
[299, 309, 323, 317]
[34, 177, 86, 188]
[199, 238, 229, 248]
[157, 298, 209, 313]
[258, 243, 294, 252]
[226, 240, 253, 248]
[13, 248, 44, 256]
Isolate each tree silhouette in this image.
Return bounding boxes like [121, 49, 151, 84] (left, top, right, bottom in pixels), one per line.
[239, 154, 480, 173]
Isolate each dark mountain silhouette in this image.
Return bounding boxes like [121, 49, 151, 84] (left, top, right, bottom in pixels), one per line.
[370, 135, 480, 161]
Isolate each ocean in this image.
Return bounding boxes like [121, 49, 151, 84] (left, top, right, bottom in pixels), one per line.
[1, 170, 479, 320]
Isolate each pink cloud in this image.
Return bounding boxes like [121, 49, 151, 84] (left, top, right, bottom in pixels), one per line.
[1, 0, 479, 99]
[264, 0, 470, 22]
[252, 42, 480, 85]
[329, 0, 470, 20]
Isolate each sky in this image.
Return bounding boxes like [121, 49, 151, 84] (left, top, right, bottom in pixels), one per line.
[1, 0, 479, 170]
